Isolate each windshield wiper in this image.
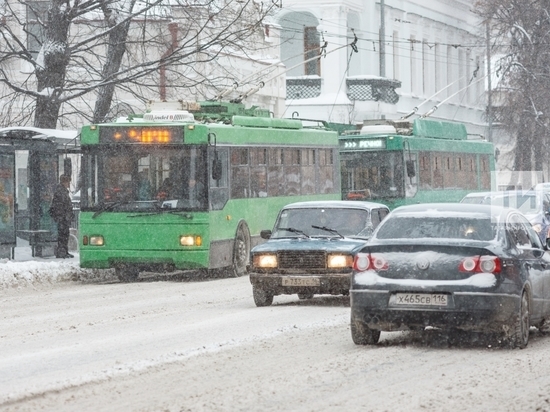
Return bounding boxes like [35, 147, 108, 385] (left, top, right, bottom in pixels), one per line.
[128, 210, 193, 219]
[92, 201, 129, 219]
[311, 225, 344, 238]
[277, 227, 310, 238]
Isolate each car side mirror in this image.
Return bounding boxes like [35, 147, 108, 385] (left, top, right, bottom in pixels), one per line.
[260, 230, 272, 239]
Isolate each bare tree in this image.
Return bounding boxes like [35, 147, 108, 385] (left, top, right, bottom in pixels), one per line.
[0, 0, 278, 129]
[475, 0, 550, 172]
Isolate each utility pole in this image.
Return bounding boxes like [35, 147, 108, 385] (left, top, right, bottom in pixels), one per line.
[380, 0, 386, 77]
[486, 21, 493, 143]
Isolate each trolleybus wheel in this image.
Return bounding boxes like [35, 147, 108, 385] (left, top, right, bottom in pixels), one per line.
[116, 266, 139, 283]
[232, 222, 250, 277]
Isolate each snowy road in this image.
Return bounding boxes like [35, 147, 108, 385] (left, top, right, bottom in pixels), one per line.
[2, 271, 550, 411]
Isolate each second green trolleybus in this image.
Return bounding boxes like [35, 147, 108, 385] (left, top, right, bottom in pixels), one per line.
[339, 118, 496, 209]
[78, 101, 340, 281]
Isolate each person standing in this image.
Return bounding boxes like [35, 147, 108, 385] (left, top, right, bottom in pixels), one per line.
[50, 174, 74, 258]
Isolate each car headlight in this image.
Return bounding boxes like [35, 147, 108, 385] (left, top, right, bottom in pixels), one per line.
[327, 254, 353, 268]
[180, 235, 202, 246]
[253, 254, 277, 268]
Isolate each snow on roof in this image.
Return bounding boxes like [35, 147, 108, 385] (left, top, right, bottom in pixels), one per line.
[0, 127, 79, 147]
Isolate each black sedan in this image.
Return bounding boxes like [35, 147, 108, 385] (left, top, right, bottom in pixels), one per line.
[350, 203, 550, 348]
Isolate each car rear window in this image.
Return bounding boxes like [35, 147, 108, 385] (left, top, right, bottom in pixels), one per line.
[375, 216, 496, 241]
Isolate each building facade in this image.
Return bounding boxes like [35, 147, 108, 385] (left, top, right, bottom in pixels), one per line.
[277, 0, 489, 139]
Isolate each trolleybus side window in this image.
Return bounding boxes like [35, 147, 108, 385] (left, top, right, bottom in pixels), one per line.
[319, 148, 336, 194]
[267, 148, 284, 197]
[250, 148, 267, 198]
[228, 147, 338, 200]
[301, 149, 315, 195]
[231, 148, 249, 198]
[285, 148, 300, 196]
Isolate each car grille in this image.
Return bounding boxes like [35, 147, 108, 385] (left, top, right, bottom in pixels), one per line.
[278, 251, 326, 269]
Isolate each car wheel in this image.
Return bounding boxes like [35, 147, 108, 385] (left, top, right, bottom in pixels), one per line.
[350, 312, 380, 345]
[253, 286, 273, 307]
[509, 290, 530, 349]
[116, 266, 139, 283]
[231, 223, 250, 277]
[297, 293, 314, 300]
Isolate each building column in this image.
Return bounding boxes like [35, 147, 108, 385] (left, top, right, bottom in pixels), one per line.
[318, 5, 349, 97]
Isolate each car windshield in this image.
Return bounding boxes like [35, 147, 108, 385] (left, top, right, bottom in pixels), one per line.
[271, 208, 371, 238]
[375, 216, 496, 241]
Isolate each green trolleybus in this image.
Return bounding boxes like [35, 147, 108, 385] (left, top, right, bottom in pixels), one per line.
[78, 101, 340, 281]
[339, 118, 495, 209]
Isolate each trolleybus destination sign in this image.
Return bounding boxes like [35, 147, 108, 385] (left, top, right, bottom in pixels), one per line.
[339, 138, 386, 150]
[99, 126, 182, 144]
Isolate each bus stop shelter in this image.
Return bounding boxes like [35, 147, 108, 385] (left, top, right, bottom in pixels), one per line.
[0, 127, 79, 259]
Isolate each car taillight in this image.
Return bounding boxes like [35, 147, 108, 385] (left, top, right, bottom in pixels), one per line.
[459, 255, 501, 274]
[371, 254, 388, 270]
[480, 256, 502, 273]
[353, 253, 388, 271]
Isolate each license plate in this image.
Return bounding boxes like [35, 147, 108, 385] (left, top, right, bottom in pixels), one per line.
[392, 293, 448, 306]
[282, 277, 320, 287]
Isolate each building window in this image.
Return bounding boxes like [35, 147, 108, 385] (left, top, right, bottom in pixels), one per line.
[393, 30, 399, 80]
[304, 27, 320, 76]
[26, 1, 49, 59]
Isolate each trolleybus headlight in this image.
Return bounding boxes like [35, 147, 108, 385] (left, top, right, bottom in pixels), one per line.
[89, 235, 104, 246]
[180, 235, 202, 246]
[253, 254, 277, 268]
[327, 254, 353, 268]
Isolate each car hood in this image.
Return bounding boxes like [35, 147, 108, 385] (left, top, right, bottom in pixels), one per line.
[251, 237, 367, 254]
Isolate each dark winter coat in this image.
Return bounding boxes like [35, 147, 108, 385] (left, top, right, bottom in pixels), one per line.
[49, 183, 73, 223]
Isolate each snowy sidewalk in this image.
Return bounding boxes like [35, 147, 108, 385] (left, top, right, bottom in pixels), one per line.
[1, 246, 108, 290]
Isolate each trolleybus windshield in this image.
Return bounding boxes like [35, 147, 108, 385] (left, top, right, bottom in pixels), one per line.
[341, 151, 405, 199]
[82, 145, 208, 212]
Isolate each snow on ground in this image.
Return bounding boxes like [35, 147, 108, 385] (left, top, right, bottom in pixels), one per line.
[0, 247, 109, 290]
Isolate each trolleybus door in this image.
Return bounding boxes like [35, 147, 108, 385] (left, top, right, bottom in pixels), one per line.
[0, 149, 16, 258]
